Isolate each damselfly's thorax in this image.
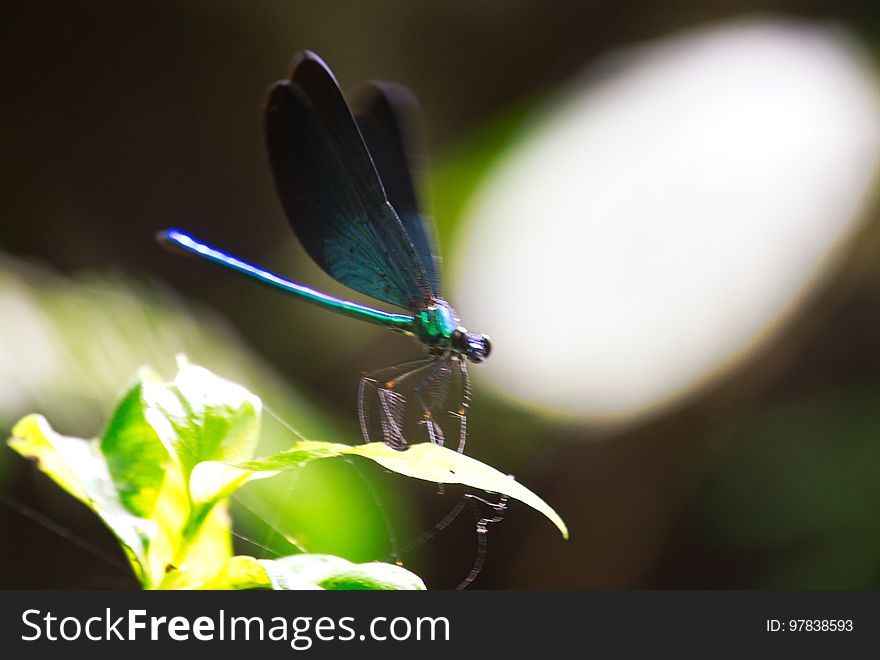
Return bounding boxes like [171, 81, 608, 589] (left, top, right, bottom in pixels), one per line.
[414, 300, 491, 364]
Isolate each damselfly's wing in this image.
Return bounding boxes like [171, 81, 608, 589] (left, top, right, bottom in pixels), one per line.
[264, 51, 436, 311]
[354, 82, 441, 294]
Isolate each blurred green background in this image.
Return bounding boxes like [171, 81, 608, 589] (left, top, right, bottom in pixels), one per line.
[2, 0, 880, 588]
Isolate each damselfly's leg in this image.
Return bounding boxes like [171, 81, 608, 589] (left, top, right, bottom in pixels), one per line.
[357, 358, 433, 448]
[395, 489, 509, 589]
[358, 358, 427, 446]
[456, 493, 509, 590]
[407, 357, 469, 451]
[410, 359, 454, 447]
[399, 495, 469, 554]
[448, 359, 472, 453]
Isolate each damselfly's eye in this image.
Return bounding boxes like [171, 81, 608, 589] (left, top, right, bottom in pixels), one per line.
[466, 333, 491, 363]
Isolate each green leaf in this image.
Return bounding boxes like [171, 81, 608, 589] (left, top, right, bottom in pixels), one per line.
[141, 357, 262, 485]
[197, 554, 426, 590]
[100, 376, 176, 519]
[275, 554, 427, 590]
[129, 358, 261, 586]
[7, 358, 264, 589]
[97, 372, 191, 586]
[8, 414, 150, 582]
[189, 460, 277, 506]
[210, 440, 569, 539]
[99, 358, 263, 515]
[96, 358, 262, 587]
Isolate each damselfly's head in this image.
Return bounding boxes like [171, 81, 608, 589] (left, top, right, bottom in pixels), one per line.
[415, 300, 491, 363]
[452, 328, 491, 364]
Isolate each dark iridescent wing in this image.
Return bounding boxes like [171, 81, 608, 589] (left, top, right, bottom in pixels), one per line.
[354, 82, 441, 294]
[264, 51, 436, 310]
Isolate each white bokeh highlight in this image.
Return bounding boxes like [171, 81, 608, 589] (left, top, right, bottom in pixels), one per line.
[453, 20, 880, 423]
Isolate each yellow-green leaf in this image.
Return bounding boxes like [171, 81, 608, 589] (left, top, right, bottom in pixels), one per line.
[8, 414, 151, 582]
[234, 440, 569, 539]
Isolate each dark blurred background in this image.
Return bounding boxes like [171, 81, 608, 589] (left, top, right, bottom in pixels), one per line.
[1, 0, 880, 589]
